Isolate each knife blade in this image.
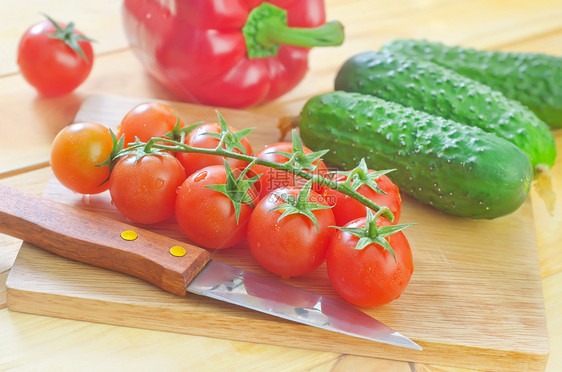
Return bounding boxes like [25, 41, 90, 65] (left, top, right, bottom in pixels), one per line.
[0, 184, 421, 350]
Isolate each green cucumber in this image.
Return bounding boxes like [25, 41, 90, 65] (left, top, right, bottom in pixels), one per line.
[334, 50, 557, 170]
[380, 39, 562, 129]
[298, 91, 533, 219]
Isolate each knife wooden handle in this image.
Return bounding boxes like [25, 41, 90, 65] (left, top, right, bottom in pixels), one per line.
[0, 184, 211, 296]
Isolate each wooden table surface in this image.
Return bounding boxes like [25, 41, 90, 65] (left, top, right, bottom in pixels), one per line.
[1, 0, 561, 370]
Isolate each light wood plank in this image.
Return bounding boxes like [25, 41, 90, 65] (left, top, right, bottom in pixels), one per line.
[542, 272, 562, 372]
[1, 0, 562, 371]
[0, 310, 340, 371]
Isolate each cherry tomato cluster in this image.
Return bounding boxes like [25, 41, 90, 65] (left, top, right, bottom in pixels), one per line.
[49, 102, 414, 307]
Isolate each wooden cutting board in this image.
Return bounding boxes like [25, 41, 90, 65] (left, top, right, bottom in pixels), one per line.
[6, 95, 549, 371]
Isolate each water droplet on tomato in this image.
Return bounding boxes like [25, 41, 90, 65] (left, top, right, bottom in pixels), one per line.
[155, 178, 164, 189]
[194, 171, 207, 182]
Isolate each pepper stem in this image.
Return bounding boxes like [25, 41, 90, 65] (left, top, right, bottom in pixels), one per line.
[262, 20, 344, 48]
[243, 2, 344, 59]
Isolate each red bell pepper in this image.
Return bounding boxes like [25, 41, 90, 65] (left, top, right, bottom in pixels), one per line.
[122, 0, 344, 108]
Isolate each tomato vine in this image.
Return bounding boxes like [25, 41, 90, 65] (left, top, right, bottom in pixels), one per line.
[103, 110, 398, 223]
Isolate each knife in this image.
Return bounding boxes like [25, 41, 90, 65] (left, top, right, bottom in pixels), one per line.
[0, 184, 421, 350]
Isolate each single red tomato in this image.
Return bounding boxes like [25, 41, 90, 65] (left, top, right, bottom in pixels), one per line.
[50, 122, 113, 194]
[322, 171, 402, 226]
[176, 123, 254, 177]
[326, 217, 413, 307]
[17, 15, 94, 96]
[109, 154, 186, 224]
[247, 187, 335, 279]
[118, 102, 184, 147]
[252, 142, 328, 200]
[175, 165, 258, 249]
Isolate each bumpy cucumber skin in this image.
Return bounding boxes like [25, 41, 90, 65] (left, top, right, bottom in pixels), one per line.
[334, 51, 557, 169]
[299, 91, 533, 219]
[381, 39, 562, 129]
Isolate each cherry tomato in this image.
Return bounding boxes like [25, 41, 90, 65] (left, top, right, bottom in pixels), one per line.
[118, 102, 185, 148]
[109, 154, 186, 224]
[176, 123, 254, 177]
[175, 165, 258, 249]
[50, 122, 113, 195]
[322, 172, 401, 226]
[326, 217, 413, 307]
[252, 142, 328, 200]
[17, 16, 94, 96]
[247, 187, 335, 279]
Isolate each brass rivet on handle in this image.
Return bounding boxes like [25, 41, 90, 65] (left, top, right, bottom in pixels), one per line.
[170, 246, 187, 257]
[120, 230, 138, 241]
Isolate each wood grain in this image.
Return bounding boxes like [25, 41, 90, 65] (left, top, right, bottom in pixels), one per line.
[6, 95, 550, 371]
[1, 0, 562, 371]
